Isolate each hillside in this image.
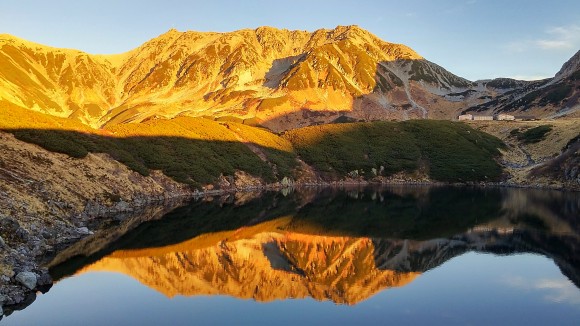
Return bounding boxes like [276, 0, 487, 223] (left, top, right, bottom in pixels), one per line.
[284, 120, 504, 182]
[0, 102, 506, 187]
[465, 50, 580, 118]
[471, 119, 580, 190]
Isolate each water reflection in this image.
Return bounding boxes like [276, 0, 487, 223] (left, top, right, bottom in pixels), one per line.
[48, 186, 580, 305]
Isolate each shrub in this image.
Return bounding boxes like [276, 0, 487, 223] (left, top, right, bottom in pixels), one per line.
[285, 120, 504, 182]
[517, 125, 552, 144]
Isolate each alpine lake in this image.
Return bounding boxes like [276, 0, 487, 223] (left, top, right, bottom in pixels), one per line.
[3, 185, 580, 325]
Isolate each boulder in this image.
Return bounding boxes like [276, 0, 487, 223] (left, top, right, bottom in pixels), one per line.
[15, 272, 37, 290]
[0, 236, 4, 248]
[0, 218, 20, 241]
[76, 227, 92, 235]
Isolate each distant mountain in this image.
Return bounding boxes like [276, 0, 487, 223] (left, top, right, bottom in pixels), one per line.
[464, 50, 580, 118]
[1, 27, 578, 131]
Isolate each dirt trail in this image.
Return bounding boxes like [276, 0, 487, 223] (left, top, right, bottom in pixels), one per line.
[470, 119, 580, 187]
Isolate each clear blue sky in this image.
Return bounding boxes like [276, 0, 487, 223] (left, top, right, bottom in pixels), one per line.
[2, 0, 579, 81]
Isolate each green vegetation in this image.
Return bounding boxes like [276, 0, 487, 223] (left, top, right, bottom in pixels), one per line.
[0, 106, 292, 186]
[515, 125, 553, 144]
[10, 126, 278, 186]
[510, 83, 572, 110]
[222, 122, 298, 178]
[284, 120, 505, 182]
[541, 84, 572, 104]
[1, 103, 505, 185]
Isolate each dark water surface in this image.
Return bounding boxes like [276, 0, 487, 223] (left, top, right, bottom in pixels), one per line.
[3, 186, 580, 325]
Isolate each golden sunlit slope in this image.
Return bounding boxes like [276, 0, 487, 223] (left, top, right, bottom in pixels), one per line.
[0, 102, 298, 186]
[1, 26, 489, 131]
[0, 34, 119, 127]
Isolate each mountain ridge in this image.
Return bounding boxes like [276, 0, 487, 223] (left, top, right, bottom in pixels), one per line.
[1, 26, 578, 131]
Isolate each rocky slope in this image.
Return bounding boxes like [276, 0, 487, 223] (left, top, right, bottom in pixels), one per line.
[2, 27, 578, 132]
[6, 26, 569, 132]
[465, 50, 580, 118]
[0, 129, 193, 309]
[472, 119, 580, 190]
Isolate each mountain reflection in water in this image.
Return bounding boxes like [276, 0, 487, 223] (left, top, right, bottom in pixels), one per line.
[49, 186, 580, 305]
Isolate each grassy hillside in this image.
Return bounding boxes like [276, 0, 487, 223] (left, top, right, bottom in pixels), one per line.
[1, 102, 505, 185]
[284, 120, 505, 182]
[0, 102, 294, 186]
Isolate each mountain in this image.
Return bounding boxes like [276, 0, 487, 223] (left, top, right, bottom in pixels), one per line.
[465, 50, 580, 118]
[2, 26, 577, 131]
[1, 25, 520, 132]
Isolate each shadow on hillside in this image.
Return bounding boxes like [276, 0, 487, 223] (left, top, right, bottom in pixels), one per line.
[47, 186, 580, 288]
[263, 54, 305, 89]
[1, 118, 506, 187]
[2, 128, 297, 186]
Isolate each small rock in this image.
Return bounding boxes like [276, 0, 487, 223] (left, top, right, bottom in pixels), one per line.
[0, 294, 6, 304]
[15, 227, 29, 241]
[41, 230, 53, 239]
[115, 201, 133, 212]
[76, 227, 93, 235]
[0, 305, 3, 316]
[0, 236, 4, 248]
[15, 272, 37, 290]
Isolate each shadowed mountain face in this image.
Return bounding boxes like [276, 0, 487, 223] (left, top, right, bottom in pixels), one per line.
[465, 50, 580, 119]
[49, 186, 580, 305]
[2, 26, 576, 131]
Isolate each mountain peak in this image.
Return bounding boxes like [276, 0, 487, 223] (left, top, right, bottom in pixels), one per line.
[162, 28, 180, 36]
[554, 49, 580, 80]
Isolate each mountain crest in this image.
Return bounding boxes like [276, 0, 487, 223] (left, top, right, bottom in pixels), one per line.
[1, 26, 578, 131]
[555, 49, 580, 81]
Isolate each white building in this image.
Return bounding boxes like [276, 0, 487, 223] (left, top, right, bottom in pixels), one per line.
[458, 114, 473, 120]
[495, 114, 515, 121]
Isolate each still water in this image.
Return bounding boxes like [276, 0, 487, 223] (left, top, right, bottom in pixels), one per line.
[3, 186, 580, 325]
